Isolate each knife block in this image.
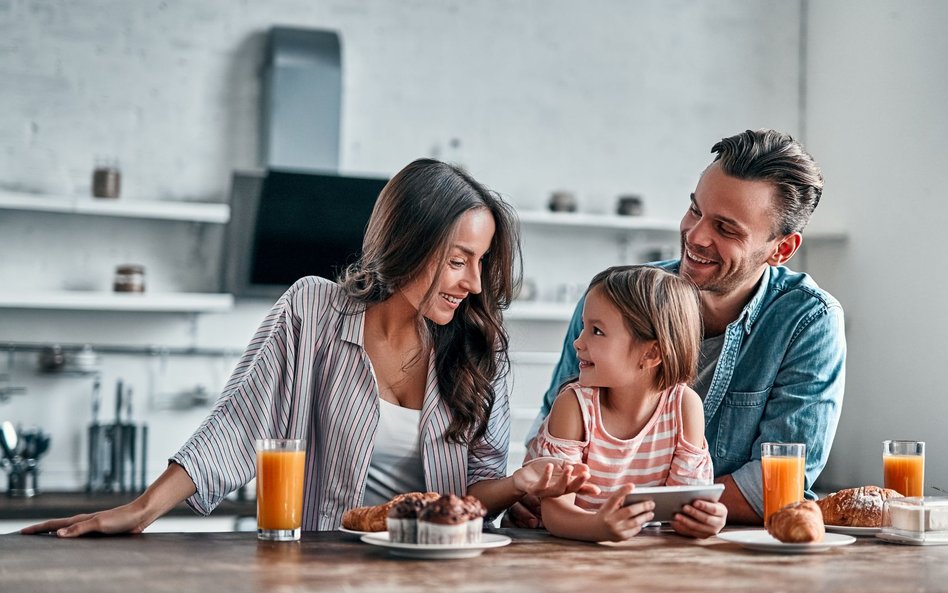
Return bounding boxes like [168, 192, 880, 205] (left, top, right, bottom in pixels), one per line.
[87, 421, 148, 493]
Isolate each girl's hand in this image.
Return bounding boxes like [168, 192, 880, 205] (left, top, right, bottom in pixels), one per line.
[513, 457, 600, 499]
[670, 499, 728, 539]
[594, 485, 655, 542]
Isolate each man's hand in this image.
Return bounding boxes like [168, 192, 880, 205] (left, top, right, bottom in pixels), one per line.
[501, 496, 543, 529]
[716, 474, 763, 525]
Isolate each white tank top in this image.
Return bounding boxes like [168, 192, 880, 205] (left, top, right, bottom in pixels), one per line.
[362, 398, 427, 506]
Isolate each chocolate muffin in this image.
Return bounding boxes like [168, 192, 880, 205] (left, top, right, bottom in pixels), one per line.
[386, 493, 433, 543]
[461, 495, 487, 541]
[418, 494, 473, 545]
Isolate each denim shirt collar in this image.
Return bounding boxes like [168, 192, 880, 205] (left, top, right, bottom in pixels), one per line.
[738, 265, 772, 336]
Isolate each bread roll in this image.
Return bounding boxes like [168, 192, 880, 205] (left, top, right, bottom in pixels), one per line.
[341, 491, 441, 531]
[816, 485, 902, 527]
[766, 500, 825, 543]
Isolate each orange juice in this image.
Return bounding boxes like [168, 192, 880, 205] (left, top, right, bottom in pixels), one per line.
[884, 454, 924, 497]
[256, 449, 306, 531]
[761, 455, 805, 522]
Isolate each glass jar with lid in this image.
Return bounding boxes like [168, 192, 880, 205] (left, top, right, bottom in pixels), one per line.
[92, 157, 121, 199]
[113, 264, 145, 293]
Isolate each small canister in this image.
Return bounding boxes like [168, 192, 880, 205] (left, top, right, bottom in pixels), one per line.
[616, 194, 644, 216]
[113, 264, 145, 293]
[92, 157, 121, 199]
[548, 190, 578, 213]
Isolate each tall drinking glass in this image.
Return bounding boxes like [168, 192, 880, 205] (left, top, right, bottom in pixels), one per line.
[761, 442, 805, 523]
[256, 439, 306, 541]
[883, 440, 925, 497]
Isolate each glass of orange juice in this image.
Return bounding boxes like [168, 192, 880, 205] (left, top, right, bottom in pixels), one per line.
[761, 442, 805, 523]
[256, 439, 306, 541]
[883, 440, 925, 497]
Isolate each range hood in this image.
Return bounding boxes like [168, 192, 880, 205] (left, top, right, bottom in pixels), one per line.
[260, 27, 342, 172]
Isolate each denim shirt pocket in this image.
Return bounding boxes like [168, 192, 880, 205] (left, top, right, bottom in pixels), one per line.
[714, 388, 771, 463]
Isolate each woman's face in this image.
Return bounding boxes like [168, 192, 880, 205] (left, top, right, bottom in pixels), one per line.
[401, 208, 496, 325]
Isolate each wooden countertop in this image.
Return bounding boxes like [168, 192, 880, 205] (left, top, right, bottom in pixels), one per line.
[0, 491, 255, 520]
[2, 527, 946, 593]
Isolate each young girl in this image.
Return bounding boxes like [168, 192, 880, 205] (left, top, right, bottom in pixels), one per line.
[527, 265, 727, 542]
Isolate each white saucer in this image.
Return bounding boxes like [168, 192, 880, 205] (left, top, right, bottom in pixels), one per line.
[360, 532, 512, 559]
[717, 530, 856, 554]
[339, 526, 376, 536]
[825, 524, 881, 537]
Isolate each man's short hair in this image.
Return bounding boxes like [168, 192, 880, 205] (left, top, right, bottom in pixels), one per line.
[711, 129, 823, 237]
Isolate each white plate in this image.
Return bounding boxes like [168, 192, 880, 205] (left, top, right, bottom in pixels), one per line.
[339, 526, 378, 536]
[825, 524, 881, 537]
[360, 532, 512, 559]
[876, 531, 948, 546]
[717, 530, 856, 553]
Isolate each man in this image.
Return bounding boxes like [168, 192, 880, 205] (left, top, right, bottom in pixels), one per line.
[511, 129, 845, 525]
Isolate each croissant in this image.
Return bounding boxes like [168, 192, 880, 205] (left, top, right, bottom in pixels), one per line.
[342, 505, 388, 532]
[341, 491, 441, 531]
[816, 485, 902, 527]
[766, 500, 825, 543]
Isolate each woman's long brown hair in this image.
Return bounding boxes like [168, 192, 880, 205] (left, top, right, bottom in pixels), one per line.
[339, 159, 521, 445]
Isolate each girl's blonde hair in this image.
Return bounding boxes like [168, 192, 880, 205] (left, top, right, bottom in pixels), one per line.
[588, 265, 702, 391]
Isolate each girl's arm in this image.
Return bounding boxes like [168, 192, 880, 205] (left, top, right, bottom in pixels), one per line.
[542, 487, 656, 542]
[668, 386, 727, 538]
[533, 388, 652, 542]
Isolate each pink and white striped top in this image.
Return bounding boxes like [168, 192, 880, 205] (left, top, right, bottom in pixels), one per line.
[526, 382, 712, 510]
[171, 277, 510, 530]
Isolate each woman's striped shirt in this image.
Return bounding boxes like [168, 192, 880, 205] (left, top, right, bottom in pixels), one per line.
[526, 382, 711, 510]
[171, 277, 510, 530]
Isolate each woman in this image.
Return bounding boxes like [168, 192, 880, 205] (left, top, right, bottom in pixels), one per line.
[23, 158, 592, 536]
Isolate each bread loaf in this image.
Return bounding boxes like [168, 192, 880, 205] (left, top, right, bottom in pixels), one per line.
[341, 491, 441, 532]
[766, 500, 825, 543]
[816, 486, 902, 527]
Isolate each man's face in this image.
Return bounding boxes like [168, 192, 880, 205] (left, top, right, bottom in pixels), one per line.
[678, 162, 782, 297]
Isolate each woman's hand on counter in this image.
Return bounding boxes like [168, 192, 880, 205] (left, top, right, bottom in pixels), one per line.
[20, 501, 153, 537]
[20, 462, 198, 537]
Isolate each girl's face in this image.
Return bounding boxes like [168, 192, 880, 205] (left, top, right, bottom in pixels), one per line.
[573, 286, 657, 389]
[401, 208, 495, 325]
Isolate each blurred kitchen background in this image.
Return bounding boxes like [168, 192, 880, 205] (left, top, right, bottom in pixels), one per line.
[0, 0, 946, 519]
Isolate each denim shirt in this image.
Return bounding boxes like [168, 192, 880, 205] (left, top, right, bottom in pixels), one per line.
[529, 261, 846, 516]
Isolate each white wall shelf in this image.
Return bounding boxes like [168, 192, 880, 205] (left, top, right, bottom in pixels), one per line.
[507, 301, 576, 321]
[0, 291, 234, 313]
[0, 190, 230, 224]
[517, 210, 680, 233]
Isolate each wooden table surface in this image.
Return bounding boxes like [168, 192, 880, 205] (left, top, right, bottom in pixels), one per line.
[2, 527, 946, 593]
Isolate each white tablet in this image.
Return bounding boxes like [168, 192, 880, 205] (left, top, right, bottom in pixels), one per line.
[622, 484, 725, 523]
